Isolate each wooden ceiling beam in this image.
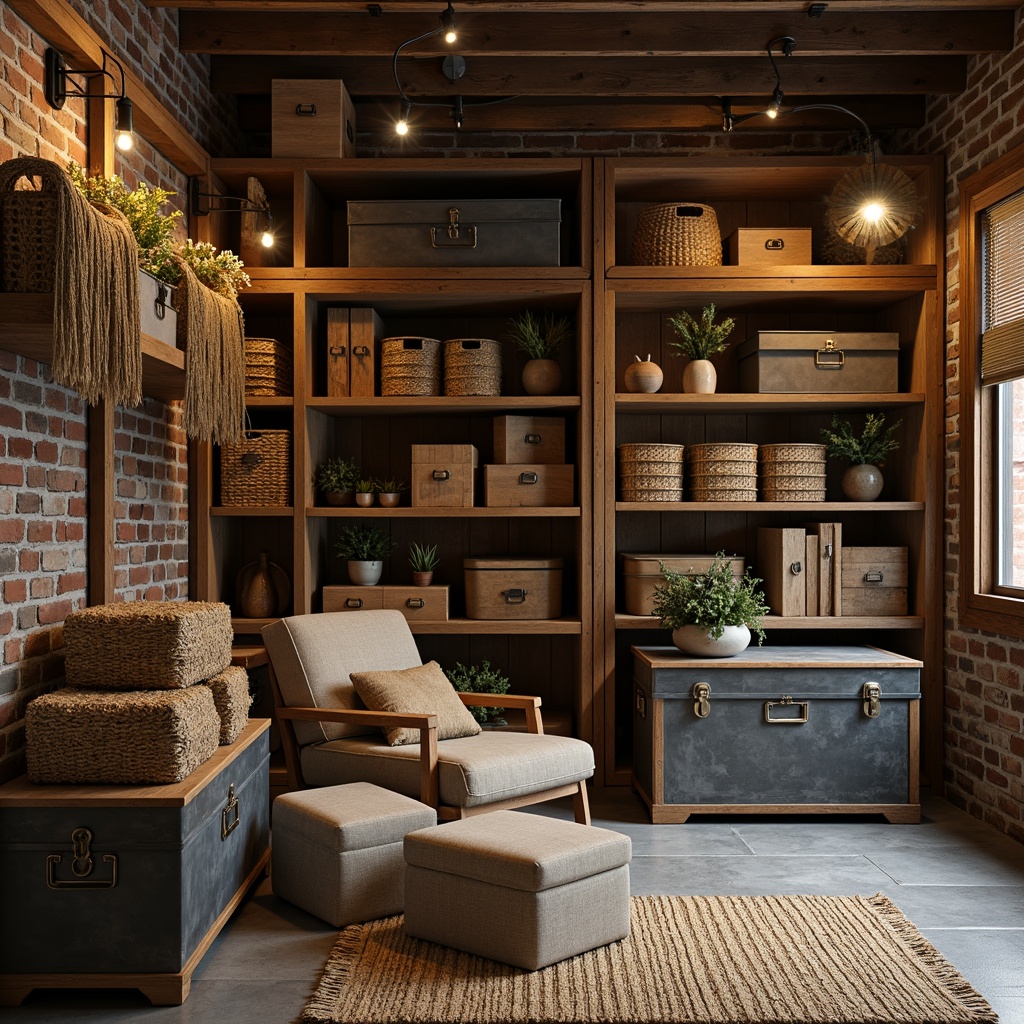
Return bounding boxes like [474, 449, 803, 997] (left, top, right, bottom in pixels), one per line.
[211, 54, 965, 96]
[180, 9, 1013, 56]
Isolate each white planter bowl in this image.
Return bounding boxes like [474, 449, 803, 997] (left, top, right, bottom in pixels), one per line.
[671, 624, 751, 657]
[347, 560, 383, 586]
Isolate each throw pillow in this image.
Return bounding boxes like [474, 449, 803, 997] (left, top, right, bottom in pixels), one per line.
[349, 661, 482, 746]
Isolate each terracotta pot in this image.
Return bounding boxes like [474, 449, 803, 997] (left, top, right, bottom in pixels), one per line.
[522, 358, 561, 396]
[355, 492, 375, 507]
[347, 560, 383, 586]
[671, 624, 750, 657]
[682, 358, 717, 394]
[624, 355, 664, 394]
[841, 463, 884, 501]
[412, 571, 434, 587]
[378, 492, 401, 508]
[324, 490, 354, 507]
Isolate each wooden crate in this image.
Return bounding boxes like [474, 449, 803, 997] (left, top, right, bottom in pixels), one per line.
[271, 79, 356, 159]
[464, 557, 563, 620]
[621, 554, 743, 617]
[841, 547, 908, 616]
[726, 228, 812, 266]
[483, 464, 574, 507]
[323, 585, 449, 622]
[411, 445, 478, 507]
[493, 415, 566, 465]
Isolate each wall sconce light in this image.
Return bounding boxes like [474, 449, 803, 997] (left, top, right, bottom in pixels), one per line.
[45, 47, 134, 153]
[391, 3, 459, 136]
[188, 177, 275, 248]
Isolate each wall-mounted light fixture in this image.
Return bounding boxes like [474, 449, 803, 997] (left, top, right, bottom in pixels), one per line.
[44, 47, 134, 153]
[392, 3, 459, 135]
[188, 177, 275, 248]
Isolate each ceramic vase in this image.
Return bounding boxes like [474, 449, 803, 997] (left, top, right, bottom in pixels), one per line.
[671, 624, 750, 658]
[682, 359, 717, 394]
[239, 552, 277, 618]
[624, 355, 664, 394]
[522, 359, 561, 396]
[348, 560, 383, 586]
[841, 463, 884, 501]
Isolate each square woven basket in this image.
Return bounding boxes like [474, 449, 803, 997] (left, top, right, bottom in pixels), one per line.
[220, 429, 293, 507]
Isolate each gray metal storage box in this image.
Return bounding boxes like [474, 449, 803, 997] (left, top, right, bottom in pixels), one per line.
[0, 722, 270, 1005]
[347, 199, 561, 267]
[737, 331, 899, 393]
[632, 645, 921, 824]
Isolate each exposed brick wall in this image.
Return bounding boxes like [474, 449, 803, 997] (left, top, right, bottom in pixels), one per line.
[902, 9, 1024, 843]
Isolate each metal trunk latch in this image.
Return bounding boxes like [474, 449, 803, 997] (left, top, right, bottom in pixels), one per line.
[815, 338, 845, 369]
[221, 783, 240, 840]
[46, 827, 118, 890]
[862, 682, 882, 719]
[693, 682, 711, 719]
[764, 695, 809, 723]
[430, 207, 478, 249]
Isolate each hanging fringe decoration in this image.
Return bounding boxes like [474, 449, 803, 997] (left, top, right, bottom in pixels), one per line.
[173, 256, 246, 445]
[0, 156, 142, 407]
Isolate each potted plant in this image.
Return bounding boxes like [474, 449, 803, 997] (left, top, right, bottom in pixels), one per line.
[315, 456, 360, 506]
[408, 542, 440, 586]
[335, 523, 393, 586]
[820, 412, 901, 501]
[446, 659, 511, 726]
[651, 553, 769, 657]
[354, 478, 378, 508]
[377, 478, 406, 509]
[666, 303, 735, 395]
[506, 310, 573, 396]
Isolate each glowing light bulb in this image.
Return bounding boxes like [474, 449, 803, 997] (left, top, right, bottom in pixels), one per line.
[860, 201, 885, 223]
[396, 119, 409, 136]
[260, 230, 274, 248]
[765, 108, 778, 120]
[444, 28, 457, 43]
[115, 130, 133, 152]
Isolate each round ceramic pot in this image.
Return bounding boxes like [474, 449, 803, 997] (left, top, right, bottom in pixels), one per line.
[412, 571, 434, 587]
[682, 359, 717, 394]
[841, 463, 884, 501]
[624, 357, 664, 394]
[522, 358, 562, 396]
[671, 624, 750, 657]
[378, 492, 401, 508]
[355, 492, 375, 507]
[324, 490, 354, 507]
[347, 560, 383, 586]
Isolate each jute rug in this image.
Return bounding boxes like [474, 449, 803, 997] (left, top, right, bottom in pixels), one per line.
[303, 895, 997, 1024]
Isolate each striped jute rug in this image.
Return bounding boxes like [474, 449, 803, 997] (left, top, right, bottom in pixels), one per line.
[303, 894, 997, 1024]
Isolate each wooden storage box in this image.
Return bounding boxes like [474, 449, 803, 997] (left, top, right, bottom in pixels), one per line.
[411, 444, 477, 507]
[322, 585, 449, 623]
[726, 228, 812, 266]
[464, 557, 563, 620]
[737, 332, 899, 394]
[0, 722, 271, 1006]
[631, 646, 921, 824]
[271, 79, 356, 159]
[756, 527, 809, 618]
[347, 199, 561, 268]
[483, 464, 574, 507]
[841, 547, 908, 616]
[493, 415, 566, 465]
[621, 554, 744, 617]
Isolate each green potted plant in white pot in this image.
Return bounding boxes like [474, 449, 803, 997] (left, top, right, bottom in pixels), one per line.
[506, 310, 573, 396]
[335, 523, 394, 586]
[820, 412, 901, 501]
[652, 553, 769, 657]
[666, 303, 735, 394]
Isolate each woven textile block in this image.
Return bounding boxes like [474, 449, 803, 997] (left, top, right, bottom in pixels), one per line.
[64, 601, 233, 690]
[26, 687, 220, 784]
[204, 665, 252, 744]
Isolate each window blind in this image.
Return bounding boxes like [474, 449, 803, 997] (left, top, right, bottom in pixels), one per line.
[982, 188, 1024, 385]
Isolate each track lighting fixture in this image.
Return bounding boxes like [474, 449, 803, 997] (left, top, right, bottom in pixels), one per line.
[45, 47, 134, 153]
[188, 177, 275, 248]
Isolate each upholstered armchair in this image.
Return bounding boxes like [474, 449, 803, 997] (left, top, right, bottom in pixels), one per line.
[262, 610, 595, 824]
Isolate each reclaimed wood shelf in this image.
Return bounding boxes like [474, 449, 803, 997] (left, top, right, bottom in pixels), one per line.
[305, 506, 581, 518]
[615, 393, 926, 414]
[230, 616, 582, 635]
[308, 396, 582, 415]
[615, 614, 926, 630]
[615, 501, 926, 513]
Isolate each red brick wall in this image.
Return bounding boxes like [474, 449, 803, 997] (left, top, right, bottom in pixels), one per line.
[903, 10, 1024, 843]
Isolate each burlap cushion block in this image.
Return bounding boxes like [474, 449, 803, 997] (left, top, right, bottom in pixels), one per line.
[64, 601, 233, 690]
[26, 687, 220, 784]
[204, 664, 252, 744]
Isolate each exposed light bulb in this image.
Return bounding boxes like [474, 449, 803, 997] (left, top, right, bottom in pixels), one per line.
[115, 130, 134, 152]
[765, 108, 778, 120]
[860, 201, 885, 223]
[396, 118, 409, 136]
[396, 99, 412, 136]
[766, 86, 784, 120]
[260, 230, 274, 248]
[114, 96, 134, 152]
[440, 3, 457, 43]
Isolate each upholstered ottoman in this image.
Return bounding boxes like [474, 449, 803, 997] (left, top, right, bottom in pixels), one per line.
[403, 810, 631, 970]
[272, 782, 436, 927]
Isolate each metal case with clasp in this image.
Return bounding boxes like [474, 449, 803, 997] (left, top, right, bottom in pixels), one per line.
[631, 646, 921, 824]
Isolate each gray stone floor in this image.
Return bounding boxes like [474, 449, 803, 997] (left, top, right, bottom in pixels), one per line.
[6, 791, 1023, 1024]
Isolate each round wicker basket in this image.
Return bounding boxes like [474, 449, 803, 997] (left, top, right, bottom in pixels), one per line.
[381, 337, 442, 396]
[688, 442, 757, 463]
[618, 442, 686, 464]
[443, 338, 502, 396]
[631, 202, 722, 267]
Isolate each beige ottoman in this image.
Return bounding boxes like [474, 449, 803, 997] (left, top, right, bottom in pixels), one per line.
[403, 810, 631, 970]
[272, 782, 436, 927]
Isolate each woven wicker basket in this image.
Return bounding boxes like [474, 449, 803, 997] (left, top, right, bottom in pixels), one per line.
[204, 664, 251, 745]
[1, 188, 56, 292]
[244, 337, 292, 397]
[444, 338, 502, 396]
[618, 443, 685, 500]
[759, 442, 827, 501]
[220, 429, 292, 507]
[631, 202, 722, 267]
[689, 479, 758, 502]
[620, 482, 684, 502]
[688, 442, 757, 463]
[381, 336, 442, 396]
[618, 442, 686, 465]
[26, 687, 221, 784]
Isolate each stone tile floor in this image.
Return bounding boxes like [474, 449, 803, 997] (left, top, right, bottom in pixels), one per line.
[5, 791, 1023, 1024]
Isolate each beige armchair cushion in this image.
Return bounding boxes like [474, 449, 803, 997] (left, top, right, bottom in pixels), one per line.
[350, 661, 481, 746]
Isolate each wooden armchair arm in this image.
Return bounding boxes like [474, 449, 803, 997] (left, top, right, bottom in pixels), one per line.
[456, 692, 544, 734]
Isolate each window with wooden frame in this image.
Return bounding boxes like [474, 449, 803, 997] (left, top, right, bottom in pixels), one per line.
[959, 144, 1024, 635]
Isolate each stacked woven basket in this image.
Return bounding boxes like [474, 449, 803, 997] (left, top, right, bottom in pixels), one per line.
[618, 443, 685, 501]
[759, 443, 827, 501]
[25, 602, 251, 785]
[444, 338, 502, 396]
[687, 443, 758, 501]
[381, 336, 442, 396]
[244, 337, 292, 397]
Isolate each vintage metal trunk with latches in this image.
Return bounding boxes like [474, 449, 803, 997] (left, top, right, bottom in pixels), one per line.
[631, 646, 921, 824]
[0, 721, 270, 1006]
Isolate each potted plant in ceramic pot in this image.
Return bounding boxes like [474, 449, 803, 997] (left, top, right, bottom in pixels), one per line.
[446, 659, 511, 727]
[353, 478, 378, 508]
[335, 523, 393, 586]
[820, 412, 901, 501]
[408, 542, 440, 586]
[377, 478, 406, 508]
[652, 553, 768, 657]
[315, 455, 360, 506]
[506, 310, 573, 396]
[666, 303, 735, 394]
